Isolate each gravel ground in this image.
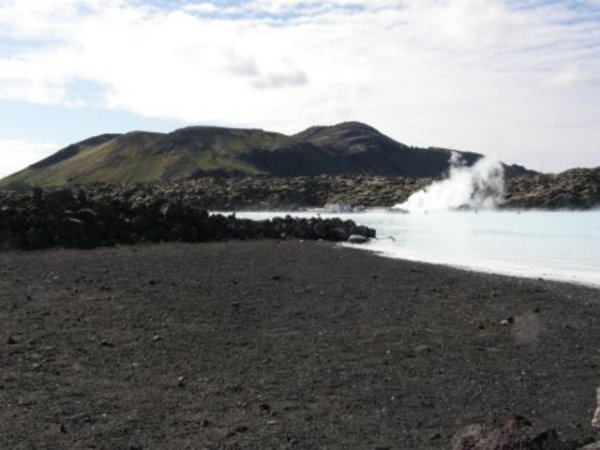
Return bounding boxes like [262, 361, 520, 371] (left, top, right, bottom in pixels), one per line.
[1, 241, 599, 450]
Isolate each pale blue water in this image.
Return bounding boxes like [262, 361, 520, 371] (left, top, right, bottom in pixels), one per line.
[228, 210, 600, 287]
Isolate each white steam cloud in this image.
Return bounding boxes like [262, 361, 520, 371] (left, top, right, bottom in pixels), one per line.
[393, 153, 505, 213]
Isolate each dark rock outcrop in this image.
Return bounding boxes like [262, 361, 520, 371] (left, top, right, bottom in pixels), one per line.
[0, 186, 375, 250]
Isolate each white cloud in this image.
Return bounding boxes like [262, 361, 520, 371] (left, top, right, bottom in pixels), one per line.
[0, 140, 58, 178]
[0, 0, 599, 172]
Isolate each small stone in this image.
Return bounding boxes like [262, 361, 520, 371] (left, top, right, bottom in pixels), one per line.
[100, 340, 114, 347]
[201, 418, 212, 428]
[7, 336, 17, 345]
[230, 301, 240, 308]
[414, 344, 432, 354]
[59, 424, 67, 434]
[177, 376, 185, 387]
[151, 335, 161, 342]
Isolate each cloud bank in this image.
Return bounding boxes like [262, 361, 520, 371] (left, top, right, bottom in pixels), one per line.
[0, 0, 599, 173]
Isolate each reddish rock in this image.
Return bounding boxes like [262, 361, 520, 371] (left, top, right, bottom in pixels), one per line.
[451, 416, 533, 450]
[451, 416, 578, 450]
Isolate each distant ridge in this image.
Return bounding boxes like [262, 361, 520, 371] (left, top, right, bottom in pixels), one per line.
[0, 122, 532, 188]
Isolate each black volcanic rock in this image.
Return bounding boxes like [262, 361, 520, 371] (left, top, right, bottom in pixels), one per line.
[0, 186, 376, 250]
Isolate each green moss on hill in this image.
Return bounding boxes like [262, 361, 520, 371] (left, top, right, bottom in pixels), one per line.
[0, 122, 532, 189]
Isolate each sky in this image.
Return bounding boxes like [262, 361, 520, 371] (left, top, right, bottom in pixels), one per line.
[0, 0, 599, 177]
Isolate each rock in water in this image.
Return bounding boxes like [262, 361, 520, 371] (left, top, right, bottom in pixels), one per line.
[348, 234, 369, 244]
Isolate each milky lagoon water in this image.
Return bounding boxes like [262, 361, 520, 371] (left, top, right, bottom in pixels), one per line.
[230, 210, 600, 288]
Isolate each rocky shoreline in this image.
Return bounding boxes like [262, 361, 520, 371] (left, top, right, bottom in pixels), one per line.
[0, 187, 375, 250]
[1, 165, 597, 250]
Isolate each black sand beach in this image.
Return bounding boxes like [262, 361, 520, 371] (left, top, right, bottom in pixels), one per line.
[1, 241, 599, 449]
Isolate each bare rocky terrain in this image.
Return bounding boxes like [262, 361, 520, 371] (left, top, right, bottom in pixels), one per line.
[3, 166, 598, 223]
[1, 241, 599, 449]
[503, 168, 600, 209]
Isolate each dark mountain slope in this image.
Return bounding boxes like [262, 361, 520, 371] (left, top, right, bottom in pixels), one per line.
[241, 122, 509, 177]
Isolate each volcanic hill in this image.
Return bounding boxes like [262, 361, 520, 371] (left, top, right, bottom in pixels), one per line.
[0, 122, 531, 189]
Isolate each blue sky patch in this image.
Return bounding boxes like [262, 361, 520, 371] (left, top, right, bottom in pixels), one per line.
[65, 79, 109, 107]
[0, 100, 184, 147]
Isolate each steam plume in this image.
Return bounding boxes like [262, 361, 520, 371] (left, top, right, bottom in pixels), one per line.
[393, 153, 504, 213]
